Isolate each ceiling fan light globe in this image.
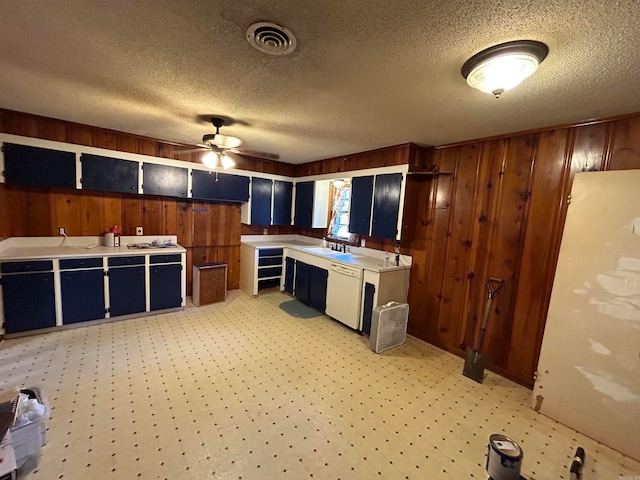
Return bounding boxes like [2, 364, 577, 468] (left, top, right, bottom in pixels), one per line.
[202, 151, 219, 169]
[221, 154, 236, 170]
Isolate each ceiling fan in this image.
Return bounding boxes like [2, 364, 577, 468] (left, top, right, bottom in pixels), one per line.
[196, 117, 279, 170]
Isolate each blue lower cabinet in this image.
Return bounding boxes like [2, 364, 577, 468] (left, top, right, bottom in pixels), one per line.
[308, 265, 328, 313]
[1, 272, 56, 333]
[361, 282, 376, 335]
[293, 261, 327, 312]
[150, 264, 182, 310]
[284, 257, 295, 294]
[109, 266, 146, 317]
[61, 269, 106, 324]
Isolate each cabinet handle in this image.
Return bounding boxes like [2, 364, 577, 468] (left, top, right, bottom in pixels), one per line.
[131, 186, 136, 190]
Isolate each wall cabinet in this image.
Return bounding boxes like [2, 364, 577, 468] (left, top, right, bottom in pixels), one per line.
[250, 177, 274, 225]
[81, 154, 139, 194]
[142, 163, 188, 198]
[60, 257, 106, 324]
[191, 170, 249, 202]
[242, 178, 293, 225]
[349, 173, 403, 239]
[294, 181, 314, 227]
[0, 261, 56, 334]
[150, 254, 182, 310]
[273, 180, 293, 225]
[293, 260, 327, 312]
[3, 143, 76, 189]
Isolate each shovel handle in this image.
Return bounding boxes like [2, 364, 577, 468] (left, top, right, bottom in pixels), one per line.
[475, 278, 504, 351]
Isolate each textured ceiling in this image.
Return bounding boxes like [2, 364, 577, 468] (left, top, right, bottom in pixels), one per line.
[1, 1, 639, 164]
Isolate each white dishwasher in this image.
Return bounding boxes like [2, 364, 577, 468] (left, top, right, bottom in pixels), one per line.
[325, 262, 364, 330]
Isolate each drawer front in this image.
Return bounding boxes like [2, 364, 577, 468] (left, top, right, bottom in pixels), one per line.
[1, 260, 53, 274]
[258, 256, 283, 267]
[60, 257, 103, 270]
[257, 266, 282, 278]
[150, 254, 182, 264]
[258, 248, 283, 258]
[108, 256, 145, 267]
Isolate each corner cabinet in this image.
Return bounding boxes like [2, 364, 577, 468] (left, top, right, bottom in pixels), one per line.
[294, 181, 314, 227]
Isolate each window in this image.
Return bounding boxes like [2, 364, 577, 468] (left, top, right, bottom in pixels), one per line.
[326, 179, 358, 243]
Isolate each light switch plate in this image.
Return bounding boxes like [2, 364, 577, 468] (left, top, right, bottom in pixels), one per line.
[136, 226, 143, 236]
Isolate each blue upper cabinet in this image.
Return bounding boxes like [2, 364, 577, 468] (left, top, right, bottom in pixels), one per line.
[273, 180, 293, 225]
[142, 162, 188, 198]
[294, 181, 314, 227]
[349, 175, 374, 235]
[81, 154, 139, 194]
[192, 170, 249, 202]
[250, 177, 273, 225]
[3, 143, 76, 189]
[371, 173, 402, 239]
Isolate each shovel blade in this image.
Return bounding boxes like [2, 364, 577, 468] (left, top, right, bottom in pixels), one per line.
[462, 347, 488, 384]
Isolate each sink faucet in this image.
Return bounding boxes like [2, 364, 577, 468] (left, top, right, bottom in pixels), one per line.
[341, 244, 346, 253]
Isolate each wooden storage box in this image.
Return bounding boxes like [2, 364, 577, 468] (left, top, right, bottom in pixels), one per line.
[193, 262, 227, 306]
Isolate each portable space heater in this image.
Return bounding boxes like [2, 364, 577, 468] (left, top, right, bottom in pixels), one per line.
[370, 301, 409, 353]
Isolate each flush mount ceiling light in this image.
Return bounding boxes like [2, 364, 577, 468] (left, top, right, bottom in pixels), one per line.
[461, 40, 548, 98]
[332, 179, 345, 188]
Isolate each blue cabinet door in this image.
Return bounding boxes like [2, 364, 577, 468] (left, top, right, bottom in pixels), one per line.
[221, 174, 250, 202]
[284, 257, 295, 294]
[308, 265, 328, 313]
[294, 181, 314, 227]
[273, 180, 293, 225]
[1, 272, 56, 333]
[150, 264, 182, 310]
[109, 266, 146, 317]
[371, 173, 402, 239]
[294, 261, 310, 304]
[61, 269, 106, 324]
[3, 143, 76, 189]
[349, 175, 374, 235]
[142, 163, 188, 198]
[192, 171, 250, 202]
[361, 282, 376, 335]
[81, 154, 139, 194]
[250, 177, 273, 225]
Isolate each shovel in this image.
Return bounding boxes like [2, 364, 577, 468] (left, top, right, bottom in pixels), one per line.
[463, 277, 503, 383]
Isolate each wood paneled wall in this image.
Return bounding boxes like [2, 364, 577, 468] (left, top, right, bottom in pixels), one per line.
[405, 116, 640, 387]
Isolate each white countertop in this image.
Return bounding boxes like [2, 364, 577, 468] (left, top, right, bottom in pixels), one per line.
[241, 235, 411, 273]
[0, 236, 186, 261]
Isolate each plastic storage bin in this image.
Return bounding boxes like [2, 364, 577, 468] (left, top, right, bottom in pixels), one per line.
[10, 388, 49, 474]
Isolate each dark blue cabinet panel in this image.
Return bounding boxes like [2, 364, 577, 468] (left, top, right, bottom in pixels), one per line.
[284, 257, 294, 294]
[294, 181, 314, 227]
[81, 154, 139, 194]
[250, 177, 273, 225]
[1, 272, 56, 333]
[3, 143, 76, 189]
[349, 176, 374, 236]
[371, 173, 402, 239]
[142, 163, 188, 198]
[273, 180, 293, 225]
[150, 264, 182, 310]
[293, 261, 327, 312]
[308, 265, 328, 313]
[109, 266, 146, 317]
[294, 261, 311, 304]
[61, 269, 106, 324]
[362, 282, 376, 335]
[1, 260, 53, 274]
[192, 171, 249, 202]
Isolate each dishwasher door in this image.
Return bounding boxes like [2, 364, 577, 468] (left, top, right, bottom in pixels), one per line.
[325, 263, 363, 330]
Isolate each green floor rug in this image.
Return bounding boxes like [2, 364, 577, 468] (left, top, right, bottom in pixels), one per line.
[279, 299, 322, 319]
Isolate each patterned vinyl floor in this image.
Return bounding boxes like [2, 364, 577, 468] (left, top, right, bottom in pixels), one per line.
[0, 290, 638, 480]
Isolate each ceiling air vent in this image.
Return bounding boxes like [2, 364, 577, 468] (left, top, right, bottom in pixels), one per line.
[246, 21, 297, 56]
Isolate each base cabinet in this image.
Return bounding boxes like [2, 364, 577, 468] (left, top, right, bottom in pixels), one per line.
[1, 269, 56, 334]
[294, 260, 328, 312]
[109, 266, 146, 317]
[61, 268, 106, 324]
[150, 264, 182, 311]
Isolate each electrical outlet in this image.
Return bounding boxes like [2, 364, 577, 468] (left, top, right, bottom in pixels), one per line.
[136, 226, 143, 236]
[262, 227, 268, 235]
[58, 227, 66, 235]
[360, 238, 366, 247]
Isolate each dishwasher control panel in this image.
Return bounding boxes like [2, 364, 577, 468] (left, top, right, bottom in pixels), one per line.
[330, 263, 361, 277]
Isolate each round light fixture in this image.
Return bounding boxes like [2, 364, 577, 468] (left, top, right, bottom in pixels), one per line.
[220, 154, 235, 170]
[332, 179, 345, 188]
[461, 40, 548, 98]
[202, 151, 219, 169]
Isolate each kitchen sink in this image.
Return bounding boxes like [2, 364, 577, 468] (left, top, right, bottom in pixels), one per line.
[303, 247, 341, 255]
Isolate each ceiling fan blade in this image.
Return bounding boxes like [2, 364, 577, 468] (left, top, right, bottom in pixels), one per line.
[229, 148, 280, 161]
